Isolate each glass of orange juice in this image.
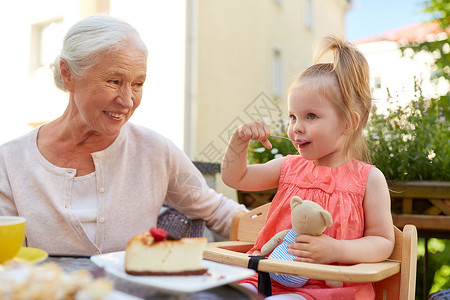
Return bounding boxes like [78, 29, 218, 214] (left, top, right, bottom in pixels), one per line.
[0, 216, 26, 263]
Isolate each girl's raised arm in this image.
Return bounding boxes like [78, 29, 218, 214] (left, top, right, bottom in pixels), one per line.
[221, 121, 284, 191]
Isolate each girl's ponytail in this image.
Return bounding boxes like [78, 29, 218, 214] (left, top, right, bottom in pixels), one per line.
[315, 36, 372, 162]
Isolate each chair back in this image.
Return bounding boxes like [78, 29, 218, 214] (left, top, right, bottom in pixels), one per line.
[157, 203, 206, 238]
[230, 203, 270, 242]
[374, 224, 417, 300]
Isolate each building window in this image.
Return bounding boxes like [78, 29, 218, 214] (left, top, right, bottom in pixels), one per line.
[30, 18, 65, 73]
[304, 0, 313, 30]
[272, 48, 283, 98]
[374, 76, 382, 89]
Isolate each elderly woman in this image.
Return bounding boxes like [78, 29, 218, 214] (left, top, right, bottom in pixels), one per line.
[0, 15, 245, 255]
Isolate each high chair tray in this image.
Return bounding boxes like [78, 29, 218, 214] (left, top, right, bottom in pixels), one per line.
[204, 241, 401, 283]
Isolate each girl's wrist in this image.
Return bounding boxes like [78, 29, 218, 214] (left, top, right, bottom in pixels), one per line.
[231, 130, 250, 146]
[332, 238, 344, 262]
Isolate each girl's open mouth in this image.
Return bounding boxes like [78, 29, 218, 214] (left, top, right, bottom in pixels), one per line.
[293, 140, 310, 147]
[294, 140, 310, 145]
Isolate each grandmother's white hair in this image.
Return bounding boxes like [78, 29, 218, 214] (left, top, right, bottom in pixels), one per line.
[51, 15, 148, 92]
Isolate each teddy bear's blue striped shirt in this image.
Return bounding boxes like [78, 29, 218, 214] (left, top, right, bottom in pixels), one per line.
[268, 229, 309, 288]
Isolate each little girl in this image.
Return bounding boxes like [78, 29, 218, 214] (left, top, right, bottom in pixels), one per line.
[222, 36, 395, 299]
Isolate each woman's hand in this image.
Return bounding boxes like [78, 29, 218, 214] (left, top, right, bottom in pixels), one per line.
[234, 121, 272, 149]
[287, 234, 340, 264]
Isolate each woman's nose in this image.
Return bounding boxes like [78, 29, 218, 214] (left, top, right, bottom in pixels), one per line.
[116, 86, 133, 108]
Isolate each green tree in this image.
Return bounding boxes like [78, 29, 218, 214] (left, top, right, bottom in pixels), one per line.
[401, 0, 450, 117]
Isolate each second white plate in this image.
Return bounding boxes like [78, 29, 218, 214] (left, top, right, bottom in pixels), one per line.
[91, 251, 255, 294]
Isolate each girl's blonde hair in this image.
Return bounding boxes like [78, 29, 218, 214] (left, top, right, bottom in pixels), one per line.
[289, 36, 372, 163]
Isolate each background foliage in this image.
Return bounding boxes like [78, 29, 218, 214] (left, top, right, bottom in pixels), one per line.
[382, 1, 449, 297]
[416, 238, 450, 296]
[366, 83, 449, 181]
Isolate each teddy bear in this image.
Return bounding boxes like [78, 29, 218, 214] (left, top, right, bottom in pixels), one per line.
[256, 196, 341, 288]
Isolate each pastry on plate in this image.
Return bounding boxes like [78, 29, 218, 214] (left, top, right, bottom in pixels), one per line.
[125, 227, 208, 276]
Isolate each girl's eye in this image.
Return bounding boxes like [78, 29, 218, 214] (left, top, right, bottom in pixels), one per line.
[289, 115, 297, 121]
[307, 113, 317, 120]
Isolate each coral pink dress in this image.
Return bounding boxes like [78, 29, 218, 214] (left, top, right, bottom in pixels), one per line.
[240, 155, 376, 300]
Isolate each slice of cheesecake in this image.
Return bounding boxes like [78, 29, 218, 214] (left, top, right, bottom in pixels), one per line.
[125, 230, 208, 276]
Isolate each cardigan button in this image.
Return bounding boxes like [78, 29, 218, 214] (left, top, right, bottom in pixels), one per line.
[98, 188, 105, 194]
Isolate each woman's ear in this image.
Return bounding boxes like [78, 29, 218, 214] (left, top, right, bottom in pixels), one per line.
[343, 111, 360, 135]
[60, 59, 74, 92]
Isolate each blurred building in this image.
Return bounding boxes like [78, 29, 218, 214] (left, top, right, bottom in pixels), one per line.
[354, 21, 449, 112]
[0, 0, 350, 200]
[184, 0, 350, 162]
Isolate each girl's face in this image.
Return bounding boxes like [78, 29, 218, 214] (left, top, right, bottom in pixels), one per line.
[287, 80, 349, 167]
[68, 44, 147, 137]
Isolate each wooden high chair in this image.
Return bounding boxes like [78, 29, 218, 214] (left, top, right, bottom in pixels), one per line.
[204, 203, 418, 300]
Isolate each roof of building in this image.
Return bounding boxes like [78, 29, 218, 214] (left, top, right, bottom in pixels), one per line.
[353, 20, 448, 45]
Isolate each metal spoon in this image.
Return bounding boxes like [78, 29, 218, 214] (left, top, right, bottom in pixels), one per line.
[270, 135, 292, 141]
[270, 135, 305, 145]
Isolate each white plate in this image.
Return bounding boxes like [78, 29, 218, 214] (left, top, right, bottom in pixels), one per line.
[91, 251, 255, 294]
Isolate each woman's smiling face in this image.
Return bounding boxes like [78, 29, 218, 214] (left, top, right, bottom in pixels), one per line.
[287, 78, 349, 167]
[67, 44, 147, 137]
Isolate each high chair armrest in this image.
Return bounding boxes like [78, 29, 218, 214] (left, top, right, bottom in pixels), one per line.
[204, 241, 401, 283]
[206, 241, 255, 252]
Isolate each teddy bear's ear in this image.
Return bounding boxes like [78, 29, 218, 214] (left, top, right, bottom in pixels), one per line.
[321, 210, 333, 227]
[290, 196, 303, 209]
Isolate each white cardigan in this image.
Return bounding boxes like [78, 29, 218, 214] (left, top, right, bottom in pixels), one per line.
[0, 123, 245, 255]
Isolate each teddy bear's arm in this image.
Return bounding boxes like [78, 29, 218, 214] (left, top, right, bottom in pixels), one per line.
[260, 229, 290, 255]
